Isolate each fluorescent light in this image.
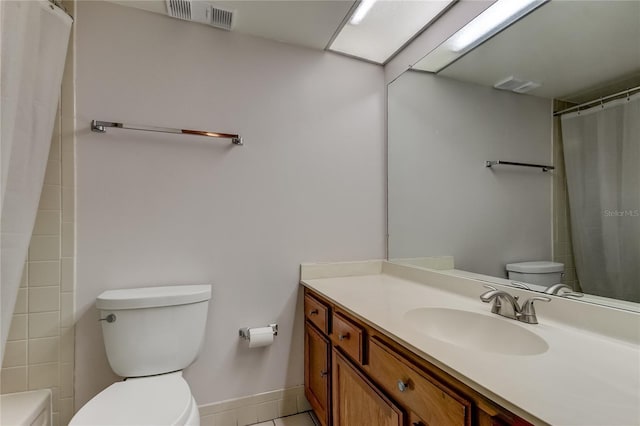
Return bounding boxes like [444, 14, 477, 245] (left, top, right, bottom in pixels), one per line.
[331, 1, 455, 63]
[412, 0, 547, 72]
[450, 0, 545, 52]
[350, 0, 377, 25]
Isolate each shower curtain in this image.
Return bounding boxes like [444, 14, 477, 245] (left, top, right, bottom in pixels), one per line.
[561, 93, 640, 303]
[1, 1, 72, 363]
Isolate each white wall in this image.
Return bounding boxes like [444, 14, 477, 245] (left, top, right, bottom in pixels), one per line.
[388, 71, 552, 278]
[74, 1, 385, 409]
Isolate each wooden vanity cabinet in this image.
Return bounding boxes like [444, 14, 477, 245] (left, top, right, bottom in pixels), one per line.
[333, 348, 404, 426]
[305, 322, 330, 426]
[303, 287, 530, 426]
[367, 337, 471, 426]
[304, 295, 332, 426]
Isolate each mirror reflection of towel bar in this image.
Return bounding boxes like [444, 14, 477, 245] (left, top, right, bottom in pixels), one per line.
[486, 160, 554, 172]
[91, 120, 243, 145]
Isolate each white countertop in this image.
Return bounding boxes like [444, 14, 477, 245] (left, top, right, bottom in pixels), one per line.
[300, 261, 640, 426]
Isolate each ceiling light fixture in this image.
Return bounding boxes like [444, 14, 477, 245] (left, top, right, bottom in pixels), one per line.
[450, 0, 546, 52]
[329, 0, 455, 63]
[412, 0, 548, 73]
[349, 0, 377, 25]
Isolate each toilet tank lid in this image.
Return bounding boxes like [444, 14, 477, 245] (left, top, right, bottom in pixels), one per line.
[96, 284, 211, 310]
[506, 261, 564, 273]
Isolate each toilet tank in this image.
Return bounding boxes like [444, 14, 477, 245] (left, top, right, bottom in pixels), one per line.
[506, 261, 564, 289]
[96, 285, 212, 378]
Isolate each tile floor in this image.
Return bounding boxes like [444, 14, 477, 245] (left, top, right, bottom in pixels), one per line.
[253, 412, 317, 426]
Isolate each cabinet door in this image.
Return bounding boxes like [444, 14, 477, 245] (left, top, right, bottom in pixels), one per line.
[332, 348, 404, 426]
[305, 321, 330, 426]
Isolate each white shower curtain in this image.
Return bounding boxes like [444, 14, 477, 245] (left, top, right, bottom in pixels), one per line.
[561, 93, 640, 303]
[1, 1, 72, 363]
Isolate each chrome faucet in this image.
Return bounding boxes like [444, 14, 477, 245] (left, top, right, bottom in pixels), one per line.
[480, 286, 521, 320]
[544, 283, 583, 298]
[480, 285, 550, 324]
[518, 297, 552, 324]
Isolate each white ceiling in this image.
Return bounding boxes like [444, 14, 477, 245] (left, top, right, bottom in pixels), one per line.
[108, 0, 356, 50]
[429, 0, 640, 101]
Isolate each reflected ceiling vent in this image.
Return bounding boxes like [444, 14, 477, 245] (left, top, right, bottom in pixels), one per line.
[494, 76, 541, 94]
[166, 0, 235, 31]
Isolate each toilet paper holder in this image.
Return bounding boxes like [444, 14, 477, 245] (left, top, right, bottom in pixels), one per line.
[239, 324, 278, 340]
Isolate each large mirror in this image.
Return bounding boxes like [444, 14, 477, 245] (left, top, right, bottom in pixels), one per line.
[388, 0, 640, 311]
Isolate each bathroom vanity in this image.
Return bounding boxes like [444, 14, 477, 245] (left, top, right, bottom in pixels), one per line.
[300, 261, 640, 426]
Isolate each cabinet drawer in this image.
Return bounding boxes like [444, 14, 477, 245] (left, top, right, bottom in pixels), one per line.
[368, 338, 471, 426]
[331, 312, 364, 364]
[305, 294, 330, 334]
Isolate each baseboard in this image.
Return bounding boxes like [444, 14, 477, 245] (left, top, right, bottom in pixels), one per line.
[199, 385, 312, 426]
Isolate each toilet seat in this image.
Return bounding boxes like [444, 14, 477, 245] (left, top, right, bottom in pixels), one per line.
[69, 372, 197, 426]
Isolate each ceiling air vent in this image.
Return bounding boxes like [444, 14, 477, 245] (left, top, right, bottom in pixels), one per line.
[165, 0, 235, 31]
[494, 76, 525, 91]
[513, 81, 542, 94]
[494, 76, 541, 94]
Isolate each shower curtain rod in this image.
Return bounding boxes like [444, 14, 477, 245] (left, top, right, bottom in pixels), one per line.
[554, 84, 640, 116]
[91, 120, 243, 145]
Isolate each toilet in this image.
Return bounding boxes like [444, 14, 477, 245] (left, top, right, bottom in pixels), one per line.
[69, 284, 212, 426]
[506, 261, 564, 290]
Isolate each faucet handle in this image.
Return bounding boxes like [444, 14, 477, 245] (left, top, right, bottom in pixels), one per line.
[480, 284, 520, 305]
[522, 296, 551, 309]
[519, 296, 550, 324]
[480, 284, 498, 302]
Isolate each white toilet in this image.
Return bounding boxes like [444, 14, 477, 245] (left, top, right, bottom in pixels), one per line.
[69, 284, 212, 426]
[506, 261, 564, 290]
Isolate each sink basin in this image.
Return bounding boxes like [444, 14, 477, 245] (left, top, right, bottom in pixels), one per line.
[403, 308, 548, 356]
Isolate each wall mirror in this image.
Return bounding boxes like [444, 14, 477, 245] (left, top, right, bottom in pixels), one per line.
[387, 0, 640, 312]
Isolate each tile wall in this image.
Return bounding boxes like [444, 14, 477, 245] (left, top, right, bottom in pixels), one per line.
[0, 2, 76, 424]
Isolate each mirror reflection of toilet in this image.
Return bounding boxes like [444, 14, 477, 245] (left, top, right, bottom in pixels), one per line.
[506, 261, 565, 291]
[69, 285, 212, 426]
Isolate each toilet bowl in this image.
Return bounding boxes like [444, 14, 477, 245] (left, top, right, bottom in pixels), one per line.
[69, 284, 211, 426]
[70, 372, 198, 425]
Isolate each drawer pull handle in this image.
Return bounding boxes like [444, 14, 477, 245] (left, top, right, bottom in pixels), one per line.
[412, 423, 424, 426]
[338, 333, 350, 341]
[320, 370, 328, 377]
[309, 309, 319, 315]
[397, 380, 409, 393]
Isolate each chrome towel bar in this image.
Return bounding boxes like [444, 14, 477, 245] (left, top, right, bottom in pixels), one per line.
[91, 120, 243, 145]
[486, 160, 554, 172]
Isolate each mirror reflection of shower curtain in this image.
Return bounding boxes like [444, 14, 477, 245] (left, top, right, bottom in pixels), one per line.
[561, 93, 640, 303]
